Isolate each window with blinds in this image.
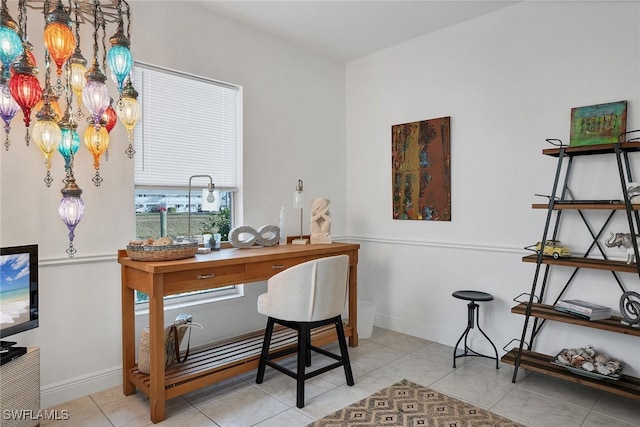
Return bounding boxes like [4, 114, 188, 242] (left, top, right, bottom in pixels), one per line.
[132, 63, 242, 305]
[133, 63, 240, 190]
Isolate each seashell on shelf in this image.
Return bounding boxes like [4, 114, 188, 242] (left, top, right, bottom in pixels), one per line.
[577, 348, 591, 359]
[607, 360, 621, 371]
[583, 345, 596, 357]
[552, 346, 623, 379]
[596, 364, 614, 376]
[581, 361, 594, 372]
[571, 355, 585, 366]
[556, 354, 571, 365]
[594, 354, 608, 364]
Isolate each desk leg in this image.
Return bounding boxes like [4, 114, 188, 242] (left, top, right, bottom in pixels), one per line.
[349, 261, 358, 347]
[121, 271, 136, 396]
[149, 277, 166, 423]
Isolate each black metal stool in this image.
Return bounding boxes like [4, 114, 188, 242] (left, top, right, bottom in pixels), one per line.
[452, 290, 499, 369]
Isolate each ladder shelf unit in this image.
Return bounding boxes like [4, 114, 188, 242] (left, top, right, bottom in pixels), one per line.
[503, 140, 640, 400]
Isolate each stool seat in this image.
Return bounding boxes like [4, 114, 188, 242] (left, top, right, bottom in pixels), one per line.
[453, 290, 494, 302]
[452, 289, 498, 369]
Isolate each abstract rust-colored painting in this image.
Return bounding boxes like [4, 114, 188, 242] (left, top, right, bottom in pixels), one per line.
[392, 117, 451, 221]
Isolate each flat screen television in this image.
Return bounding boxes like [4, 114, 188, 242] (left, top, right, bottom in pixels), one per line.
[0, 244, 38, 348]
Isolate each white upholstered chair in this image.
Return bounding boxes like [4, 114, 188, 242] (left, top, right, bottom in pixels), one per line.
[255, 254, 354, 408]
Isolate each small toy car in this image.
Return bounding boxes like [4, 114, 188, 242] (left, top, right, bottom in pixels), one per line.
[526, 240, 571, 259]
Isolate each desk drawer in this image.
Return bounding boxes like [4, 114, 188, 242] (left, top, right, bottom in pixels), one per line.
[164, 264, 245, 295]
[245, 256, 306, 281]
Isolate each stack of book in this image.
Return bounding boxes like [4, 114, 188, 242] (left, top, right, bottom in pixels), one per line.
[554, 299, 612, 321]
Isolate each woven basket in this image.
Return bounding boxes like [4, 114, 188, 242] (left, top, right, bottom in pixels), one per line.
[126, 242, 198, 261]
[138, 320, 190, 374]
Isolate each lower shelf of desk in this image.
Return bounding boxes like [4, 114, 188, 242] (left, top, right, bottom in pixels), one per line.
[128, 322, 351, 400]
[501, 348, 640, 400]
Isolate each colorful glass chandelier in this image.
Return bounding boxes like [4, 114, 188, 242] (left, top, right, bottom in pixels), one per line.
[0, 0, 138, 257]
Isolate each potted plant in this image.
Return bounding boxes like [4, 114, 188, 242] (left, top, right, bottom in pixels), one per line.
[199, 207, 231, 244]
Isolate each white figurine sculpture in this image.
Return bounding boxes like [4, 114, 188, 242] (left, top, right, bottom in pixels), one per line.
[310, 198, 332, 244]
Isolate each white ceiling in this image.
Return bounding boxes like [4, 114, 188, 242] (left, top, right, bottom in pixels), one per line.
[195, 1, 520, 62]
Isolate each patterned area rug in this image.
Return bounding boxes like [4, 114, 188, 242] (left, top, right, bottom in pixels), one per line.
[307, 379, 524, 427]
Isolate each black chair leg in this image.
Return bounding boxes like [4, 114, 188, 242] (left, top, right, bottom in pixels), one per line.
[296, 324, 308, 408]
[256, 317, 275, 384]
[335, 315, 354, 386]
[257, 315, 355, 409]
[305, 329, 312, 367]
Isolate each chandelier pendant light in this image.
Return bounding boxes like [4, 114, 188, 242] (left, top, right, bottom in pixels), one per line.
[69, 47, 86, 118]
[58, 170, 85, 258]
[2, 0, 137, 256]
[33, 48, 63, 187]
[101, 98, 117, 161]
[9, 53, 42, 146]
[84, 117, 109, 186]
[0, 0, 22, 80]
[10, 70, 42, 145]
[82, 1, 110, 129]
[58, 59, 80, 173]
[33, 98, 62, 187]
[0, 77, 18, 150]
[102, 99, 117, 133]
[116, 77, 139, 158]
[83, 62, 110, 129]
[68, 3, 86, 119]
[43, 0, 75, 92]
[107, 0, 132, 92]
[9, 0, 42, 145]
[58, 113, 79, 172]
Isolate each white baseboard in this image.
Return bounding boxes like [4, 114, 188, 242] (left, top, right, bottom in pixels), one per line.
[41, 366, 122, 409]
[373, 313, 502, 358]
[40, 312, 504, 409]
[374, 312, 456, 344]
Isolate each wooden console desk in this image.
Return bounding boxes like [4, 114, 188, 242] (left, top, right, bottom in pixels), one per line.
[118, 242, 359, 423]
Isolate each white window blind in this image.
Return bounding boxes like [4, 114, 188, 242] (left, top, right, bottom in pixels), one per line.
[133, 63, 239, 189]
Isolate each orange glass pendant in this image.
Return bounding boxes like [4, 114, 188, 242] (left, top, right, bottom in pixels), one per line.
[84, 119, 109, 186]
[43, 1, 75, 77]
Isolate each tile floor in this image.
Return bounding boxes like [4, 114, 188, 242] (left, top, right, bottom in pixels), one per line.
[42, 327, 640, 427]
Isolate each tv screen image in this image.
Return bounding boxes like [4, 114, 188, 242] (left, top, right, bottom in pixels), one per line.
[0, 252, 31, 328]
[0, 244, 38, 344]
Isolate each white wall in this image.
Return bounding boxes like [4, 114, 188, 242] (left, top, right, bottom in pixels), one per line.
[0, 1, 346, 407]
[346, 0, 640, 376]
[4, 0, 640, 409]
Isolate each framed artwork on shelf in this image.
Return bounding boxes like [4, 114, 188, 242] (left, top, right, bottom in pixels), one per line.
[570, 100, 627, 146]
[391, 116, 451, 221]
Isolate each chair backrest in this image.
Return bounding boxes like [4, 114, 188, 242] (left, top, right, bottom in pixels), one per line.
[257, 255, 349, 322]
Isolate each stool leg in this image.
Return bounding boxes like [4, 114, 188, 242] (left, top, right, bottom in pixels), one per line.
[463, 302, 478, 355]
[452, 319, 473, 368]
[475, 304, 499, 369]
